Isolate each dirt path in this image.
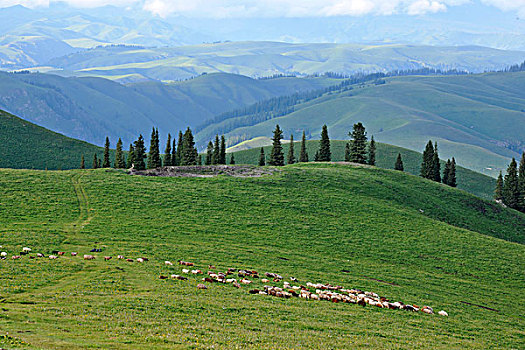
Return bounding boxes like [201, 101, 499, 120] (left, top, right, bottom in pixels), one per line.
[67, 174, 94, 232]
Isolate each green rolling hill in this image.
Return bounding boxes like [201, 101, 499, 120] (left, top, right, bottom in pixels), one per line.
[198, 71, 525, 177]
[0, 164, 523, 348]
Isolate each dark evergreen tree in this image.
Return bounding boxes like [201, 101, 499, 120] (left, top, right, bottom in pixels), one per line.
[171, 136, 177, 166]
[287, 134, 296, 164]
[98, 158, 102, 169]
[314, 150, 320, 161]
[126, 144, 134, 169]
[420, 140, 435, 179]
[102, 137, 111, 168]
[212, 135, 220, 165]
[317, 125, 331, 161]
[219, 135, 226, 165]
[148, 127, 161, 169]
[80, 155, 85, 169]
[447, 158, 457, 187]
[115, 138, 125, 169]
[175, 131, 183, 166]
[368, 136, 376, 166]
[268, 125, 284, 166]
[164, 133, 172, 166]
[518, 152, 525, 212]
[495, 171, 504, 201]
[133, 135, 147, 170]
[299, 131, 308, 162]
[443, 159, 451, 185]
[230, 154, 235, 165]
[205, 141, 214, 165]
[349, 122, 367, 164]
[258, 147, 266, 166]
[198, 154, 203, 165]
[181, 127, 198, 166]
[503, 158, 519, 209]
[92, 153, 98, 169]
[394, 153, 404, 171]
[432, 142, 441, 182]
[344, 143, 351, 162]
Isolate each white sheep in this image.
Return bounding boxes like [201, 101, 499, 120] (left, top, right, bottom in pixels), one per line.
[0, 252, 7, 257]
[438, 310, 448, 316]
[165, 261, 173, 266]
[22, 247, 31, 253]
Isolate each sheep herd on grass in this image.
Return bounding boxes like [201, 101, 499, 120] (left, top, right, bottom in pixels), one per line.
[1, 246, 448, 317]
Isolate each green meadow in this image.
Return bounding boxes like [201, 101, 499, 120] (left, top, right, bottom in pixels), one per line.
[0, 163, 524, 349]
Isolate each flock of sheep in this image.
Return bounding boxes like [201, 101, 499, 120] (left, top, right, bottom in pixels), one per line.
[1, 246, 448, 317]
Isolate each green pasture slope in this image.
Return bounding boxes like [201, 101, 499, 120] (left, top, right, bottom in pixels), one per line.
[0, 110, 106, 170]
[231, 140, 496, 200]
[0, 164, 524, 349]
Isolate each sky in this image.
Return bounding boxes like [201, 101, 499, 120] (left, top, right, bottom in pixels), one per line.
[1, 0, 525, 18]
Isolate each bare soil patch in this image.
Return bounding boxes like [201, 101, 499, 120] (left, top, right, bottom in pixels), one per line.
[129, 165, 278, 178]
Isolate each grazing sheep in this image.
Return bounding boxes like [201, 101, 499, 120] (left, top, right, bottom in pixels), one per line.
[136, 258, 145, 263]
[22, 247, 31, 253]
[126, 259, 134, 263]
[438, 310, 448, 316]
[233, 282, 241, 289]
[118, 255, 125, 259]
[36, 253, 44, 258]
[208, 265, 215, 269]
[191, 269, 203, 275]
[165, 261, 173, 266]
[49, 255, 58, 259]
[12, 255, 21, 260]
[182, 268, 190, 274]
[421, 306, 434, 315]
[179, 260, 194, 266]
[159, 275, 168, 279]
[83, 254, 95, 260]
[241, 278, 252, 284]
[0, 252, 7, 257]
[58, 252, 65, 256]
[104, 256, 112, 261]
[261, 278, 269, 283]
[71, 252, 78, 256]
[197, 283, 207, 290]
[203, 277, 216, 283]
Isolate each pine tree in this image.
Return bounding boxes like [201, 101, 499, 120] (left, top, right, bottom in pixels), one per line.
[314, 150, 320, 161]
[98, 158, 102, 169]
[212, 135, 220, 165]
[102, 137, 111, 168]
[368, 136, 376, 166]
[420, 140, 435, 179]
[268, 125, 284, 166]
[317, 125, 331, 162]
[205, 141, 214, 165]
[344, 143, 351, 162]
[171, 136, 177, 166]
[447, 158, 457, 187]
[148, 127, 161, 168]
[126, 144, 134, 169]
[181, 127, 198, 166]
[219, 135, 226, 165]
[175, 131, 183, 166]
[495, 171, 504, 201]
[394, 153, 404, 171]
[518, 152, 525, 212]
[80, 155, 85, 169]
[258, 147, 266, 166]
[299, 131, 308, 162]
[503, 158, 519, 209]
[432, 142, 441, 182]
[133, 135, 147, 170]
[198, 154, 203, 165]
[443, 159, 451, 185]
[164, 133, 172, 166]
[287, 134, 296, 164]
[230, 154, 235, 165]
[115, 138, 125, 169]
[92, 153, 98, 169]
[349, 122, 367, 164]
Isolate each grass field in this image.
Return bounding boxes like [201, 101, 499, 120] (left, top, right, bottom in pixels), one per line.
[0, 164, 523, 349]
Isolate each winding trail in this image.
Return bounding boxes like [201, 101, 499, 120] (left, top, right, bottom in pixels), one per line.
[67, 173, 94, 232]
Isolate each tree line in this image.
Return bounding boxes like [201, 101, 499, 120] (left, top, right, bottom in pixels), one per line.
[495, 153, 525, 213]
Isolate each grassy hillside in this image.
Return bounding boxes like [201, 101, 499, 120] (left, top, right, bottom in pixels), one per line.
[230, 140, 496, 200]
[0, 164, 523, 349]
[201, 71, 525, 177]
[0, 109, 106, 170]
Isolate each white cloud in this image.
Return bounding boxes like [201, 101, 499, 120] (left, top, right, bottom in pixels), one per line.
[1, 0, 524, 18]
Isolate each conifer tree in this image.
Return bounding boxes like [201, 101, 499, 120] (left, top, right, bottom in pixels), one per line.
[344, 143, 351, 162]
[102, 137, 111, 168]
[98, 158, 102, 169]
[148, 127, 161, 168]
[212, 135, 220, 165]
[230, 154, 235, 165]
[394, 153, 404, 171]
[198, 154, 203, 165]
[443, 159, 451, 185]
[133, 135, 147, 170]
[115, 138, 125, 169]
[268, 125, 284, 166]
[447, 157, 457, 187]
[126, 144, 134, 169]
[495, 171, 504, 201]
[219, 135, 226, 165]
[181, 127, 198, 166]
[258, 147, 266, 166]
[92, 153, 98, 169]
[299, 131, 308, 162]
[503, 158, 519, 209]
[164, 133, 172, 166]
[205, 141, 214, 165]
[518, 152, 525, 212]
[349, 122, 367, 164]
[314, 150, 320, 161]
[432, 142, 441, 182]
[287, 134, 296, 164]
[80, 155, 85, 169]
[368, 136, 376, 166]
[175, 131, 183, 166]
[317, 125, 331, 161]
[420, 140, 435, 179]
[171, 137, 177, 166]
